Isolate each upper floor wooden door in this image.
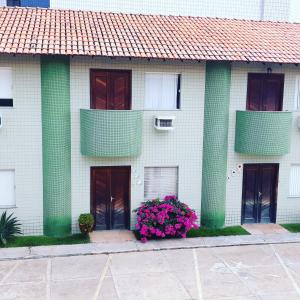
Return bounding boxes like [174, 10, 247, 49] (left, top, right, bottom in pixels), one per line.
[247, 73, 284, 111]
[90, 70, 131, 110]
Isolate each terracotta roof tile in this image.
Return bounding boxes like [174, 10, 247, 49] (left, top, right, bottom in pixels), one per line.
[1, 7, 300, 63]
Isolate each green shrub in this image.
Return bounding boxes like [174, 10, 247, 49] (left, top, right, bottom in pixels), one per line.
[78, 213, 94, 234]
[0, 212, 22, 245]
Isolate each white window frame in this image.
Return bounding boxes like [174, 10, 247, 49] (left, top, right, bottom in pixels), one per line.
[144, 166, 179, 201]
[289, 165, 300, 197]
[294, 75, 300, 111]
[0, 169, 16, 208]
[0, 67, 13, 107]
[144, 72, 181, 110]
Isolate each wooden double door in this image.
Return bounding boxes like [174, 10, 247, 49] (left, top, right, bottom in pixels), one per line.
[90, 69, 131, 110]
[91, 167, 130, 230]
[247, 73, 284, 111]
[242, 164, 278, 224]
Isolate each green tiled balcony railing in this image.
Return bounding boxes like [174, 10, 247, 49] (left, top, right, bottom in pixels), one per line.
[80, 109, 143, 157]
[235, 110, 292, 156]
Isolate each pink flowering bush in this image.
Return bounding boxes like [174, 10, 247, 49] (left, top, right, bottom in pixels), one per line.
[134, 195, 199, 242]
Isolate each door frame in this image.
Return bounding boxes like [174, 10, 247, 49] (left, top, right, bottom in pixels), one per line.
[241, 163, 279, 224]
[90, 166, 131, 230]
[90, 69, 132, 110]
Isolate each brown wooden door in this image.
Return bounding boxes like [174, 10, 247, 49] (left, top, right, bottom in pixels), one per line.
[91, 167, 130, 230]
[247, 74, 284, 111]
[242, 164, 278, 224]
[90, 70, 131, 110]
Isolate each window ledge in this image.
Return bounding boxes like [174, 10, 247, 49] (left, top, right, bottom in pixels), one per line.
[0, 206, 17, 209]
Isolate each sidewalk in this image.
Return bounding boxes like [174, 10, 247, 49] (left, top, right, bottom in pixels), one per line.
[1, 232, 300, 261]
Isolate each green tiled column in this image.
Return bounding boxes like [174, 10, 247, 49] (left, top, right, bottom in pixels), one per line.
[201, 61, 231, 228]
[41, 56, 71, 237]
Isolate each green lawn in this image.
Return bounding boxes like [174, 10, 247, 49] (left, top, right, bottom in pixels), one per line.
[281, 223, 300, 233]
[0, 234, 90, 248]
[134, 226, 250, 240]
[186, 226, 250, 238]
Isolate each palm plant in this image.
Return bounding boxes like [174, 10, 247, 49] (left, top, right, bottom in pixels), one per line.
[0, 212, 22, 245]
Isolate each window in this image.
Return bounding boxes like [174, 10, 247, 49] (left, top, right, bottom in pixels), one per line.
[144, 167, 178, 200]
[6, 0, 20, 6]
[294, 76, 300, 110]
[0, 170, 15, 207]
[144, 73, 180, 110]
[0, 68, 13, 107]
[289, 165, 300, 197]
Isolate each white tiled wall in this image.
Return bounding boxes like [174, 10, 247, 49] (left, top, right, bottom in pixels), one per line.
[70, 57, 205, 230]
[0, 55, 43, 235]
[226, 62, 300, 226]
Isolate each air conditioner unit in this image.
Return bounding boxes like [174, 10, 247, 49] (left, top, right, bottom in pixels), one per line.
[154, 116, 175, 131]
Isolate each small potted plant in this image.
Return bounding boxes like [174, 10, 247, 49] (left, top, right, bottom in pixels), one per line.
[78, 213, 94, 234]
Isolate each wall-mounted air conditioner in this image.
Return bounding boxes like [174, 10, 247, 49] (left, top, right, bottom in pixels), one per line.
[154, 116, 175, 131]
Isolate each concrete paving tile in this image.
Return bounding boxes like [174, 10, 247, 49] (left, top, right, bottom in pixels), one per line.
[2, 259, 47, 284]
[110, 251, 169, 275]
[195, 247, 224, 269]
[30, 243, 96, 258]
[237, 265, 294, 296]
[160, 249, 194, 271]
[91, 241, 138, 253]
[97, 276, 119, 300]
[113, 272, 190, 300]
[0, 260, 17, 282]
[206, 296, 259, 300]
[213, 245, 279, 267]
[271, 243, 300, 265]
[0, 282, 47, 300]
[50, 278, 98, 300]
[0, 247, 30, 261]
[171, 269, 198, 299]
[258, 292, 300, 300]
[51, 254, 107, 281]
[200, 269, 252, 299]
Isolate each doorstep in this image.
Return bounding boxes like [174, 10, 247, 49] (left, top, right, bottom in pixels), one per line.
[242, 223, 289, 235]
[1, 232, 300, 261]
[89, 230, 135, 243]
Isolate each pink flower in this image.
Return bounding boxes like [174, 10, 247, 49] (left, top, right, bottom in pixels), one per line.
[135, 196, 198, 243]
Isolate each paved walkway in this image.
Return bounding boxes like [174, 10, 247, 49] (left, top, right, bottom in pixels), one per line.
[242, 224, 289, 235]
[1, 232, 300, 261]
[1, 243, 300, 299]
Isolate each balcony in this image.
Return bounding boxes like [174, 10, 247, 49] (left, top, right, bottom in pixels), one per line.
[235, 110, 292, 156]
[80, 109, 143, 157]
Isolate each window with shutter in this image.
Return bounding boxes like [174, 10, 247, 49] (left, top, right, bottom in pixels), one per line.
[294, 76, 300, 110]
[289, 165, 300, 197]
[0, 170, 15, 207]
[144, 73, 181, 110]
[0, 68, 13, 107]
[144, 167, 178, 200]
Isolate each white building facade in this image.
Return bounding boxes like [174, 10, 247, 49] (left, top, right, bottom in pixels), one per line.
[0, 55, 300, 234]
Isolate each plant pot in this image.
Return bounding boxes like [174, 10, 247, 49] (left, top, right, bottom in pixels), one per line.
[79, 223, 93, 234]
